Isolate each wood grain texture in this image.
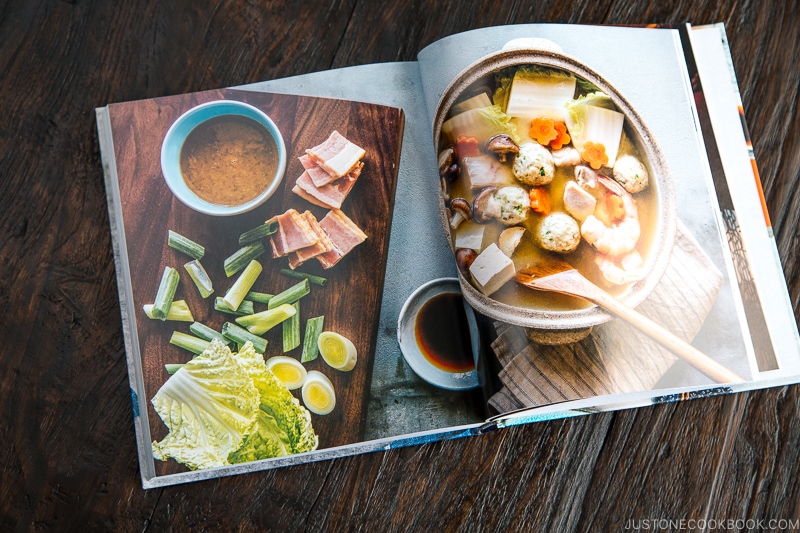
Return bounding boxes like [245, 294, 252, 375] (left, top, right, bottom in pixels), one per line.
[2, 0, 800, 530]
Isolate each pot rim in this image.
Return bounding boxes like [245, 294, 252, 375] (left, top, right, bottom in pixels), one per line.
[432, 44, 677, 330]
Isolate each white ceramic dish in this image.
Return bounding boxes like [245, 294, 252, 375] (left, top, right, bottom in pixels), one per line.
[160, 99, 286, 216]
[397, 278, 479, 390]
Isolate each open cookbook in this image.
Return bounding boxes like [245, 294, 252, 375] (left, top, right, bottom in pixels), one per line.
[95, 22, 800, 488]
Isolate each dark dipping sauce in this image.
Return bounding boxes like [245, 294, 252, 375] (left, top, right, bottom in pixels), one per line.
[414, 292, 475, 373]
[180, 114, 279, 206]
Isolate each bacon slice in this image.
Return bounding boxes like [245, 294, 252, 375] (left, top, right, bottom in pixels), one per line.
[267, 209, 320, 258]
[298, 154, 339, 188]
[316, 209, 367, 269]
[292, 162, 363, 210]
[288, 211, 333, 269]
[306, 130, 366, 179]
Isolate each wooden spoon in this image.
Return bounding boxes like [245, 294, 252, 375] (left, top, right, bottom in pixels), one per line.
[516, 262, 743, 384]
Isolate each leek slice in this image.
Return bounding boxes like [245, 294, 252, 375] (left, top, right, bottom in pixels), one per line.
[235, 303, 296, 335]
[223, 260, 262, 311]
[265, 356, 307, 390]
[143, 300, 194, 322]
[318, 331, 357, 371]
[301, 371, 336, 415]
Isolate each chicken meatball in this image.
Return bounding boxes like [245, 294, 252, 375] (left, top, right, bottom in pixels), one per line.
[537, 212, 580, 253]
[513, 142, 555, 186]
[494, 186, 530, 226]
[612, 154, 649, 193]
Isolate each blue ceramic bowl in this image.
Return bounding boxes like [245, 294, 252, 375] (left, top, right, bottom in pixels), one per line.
[160, 100, 286, 216]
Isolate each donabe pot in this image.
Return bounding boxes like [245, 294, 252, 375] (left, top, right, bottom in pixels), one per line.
[433, 40, 677, 342]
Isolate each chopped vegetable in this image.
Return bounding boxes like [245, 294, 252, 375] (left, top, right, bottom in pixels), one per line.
[301, 371, 336, 415]
[550, 122, 571, 150]
[224, 243, 266, 278]
[169, 331, 211, 355]
[581, 141, 609, 170]
[496, 66, 576, 123]
[282, 302, 301, 352]
[143, 300, 194, 322]
[265, 356, 307, 390]
[214, 297, 254, 316]
[441, 105, 519, 145]
[238, 221, 277, 246]
[164, 363, 185, 375]
[167, 230, 205, 260]
[318, 331, 357, 371]
[565, 92, 624, 164]
[455, 135, 480, 158]
[528, 187, 551, 215]
[152, 266, 180, 321]
[529, 117, 558, 145]
[279, 268, 327, 287]
[184, 259, 214, 298]
[301, 316, 325, 363]
[151, 340, 317, 470]
[235, 303, 296, 335]
[449, 92, 492, 116]
[268, 279, 310, 310]
[245, 291, 274, 304]
[223, 260, 262, 311]
[189, 321, 227, 343]
[222, 322, 267, 354]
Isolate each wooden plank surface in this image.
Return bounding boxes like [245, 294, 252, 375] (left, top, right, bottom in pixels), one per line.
[106, 88, 403, 476]
[1, 0, 800, 530]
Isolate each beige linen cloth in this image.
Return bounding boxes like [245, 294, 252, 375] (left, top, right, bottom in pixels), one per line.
[489, 222, 726, 414]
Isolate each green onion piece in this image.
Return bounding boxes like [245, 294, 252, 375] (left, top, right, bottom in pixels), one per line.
[169, 331, 210, 355]
[223, 260, 262, 311]
[184, 259, 214, 298]
[280, 268, 327, 287]
[143, 300, 194, 322]
[222, 322, 267, 353]
[224, 243, 265, 277]
[165, 363, 185, 375]
[245, 291, 274, 304]
[301, 316, 325, 362]
[238, 221, 277, 246]
[282, 301, 301, 352]
[214, 297, 254, 316]
[168, 230, 205, 260]
[268, 279, 310, 310]
[235, 303, 296, 335]
[189, 322, 226, 343]
[152, 267, 180, 320]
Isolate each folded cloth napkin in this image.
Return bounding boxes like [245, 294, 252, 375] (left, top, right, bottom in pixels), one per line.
[489, 222, 725, 414]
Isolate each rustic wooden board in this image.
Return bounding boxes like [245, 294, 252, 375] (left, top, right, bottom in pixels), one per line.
[107, 88, 404, 476]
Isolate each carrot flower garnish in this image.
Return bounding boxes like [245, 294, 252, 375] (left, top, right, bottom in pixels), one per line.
[455, 135, 480, 158]
[549, 122, 571, 150]
[581, 141, 608, 170]
[529, 117, 558, 145]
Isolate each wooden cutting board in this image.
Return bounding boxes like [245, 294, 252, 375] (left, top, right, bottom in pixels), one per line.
[107, 88, 405, 476]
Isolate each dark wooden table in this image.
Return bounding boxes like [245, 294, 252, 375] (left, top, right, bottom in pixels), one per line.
[2, 1, 799, 530]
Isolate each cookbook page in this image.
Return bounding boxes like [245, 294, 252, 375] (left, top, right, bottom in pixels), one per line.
[416, 24, 755, 415]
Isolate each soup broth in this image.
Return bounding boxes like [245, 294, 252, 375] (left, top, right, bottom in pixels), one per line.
[440, 67, 659, 312]
[180, 114, 279, 206]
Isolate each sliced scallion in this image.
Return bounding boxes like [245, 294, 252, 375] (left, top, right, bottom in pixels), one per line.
[268, 278, 309, 310]
[169, 331, 210, 355]
[282, 301, 301, 352]
[214, 297, 254, 316]
[245, 291, 274, 304]
[280, 268, 327, 287]
[167, 230, 205, 260]
[189, 321, 226, 343]
[221, 322, 267, 353]
[184, 259, 214, 298]
[238, 221, 277, 246]
[224, 243, 265, 277]
[223, 260, 262, 311]
[165, 363, 185, 375]
[235, 303, 296, 335]
[143, 300, 194, 322]
[152, 266, 180, 321]
[301, 316, 325, 362]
